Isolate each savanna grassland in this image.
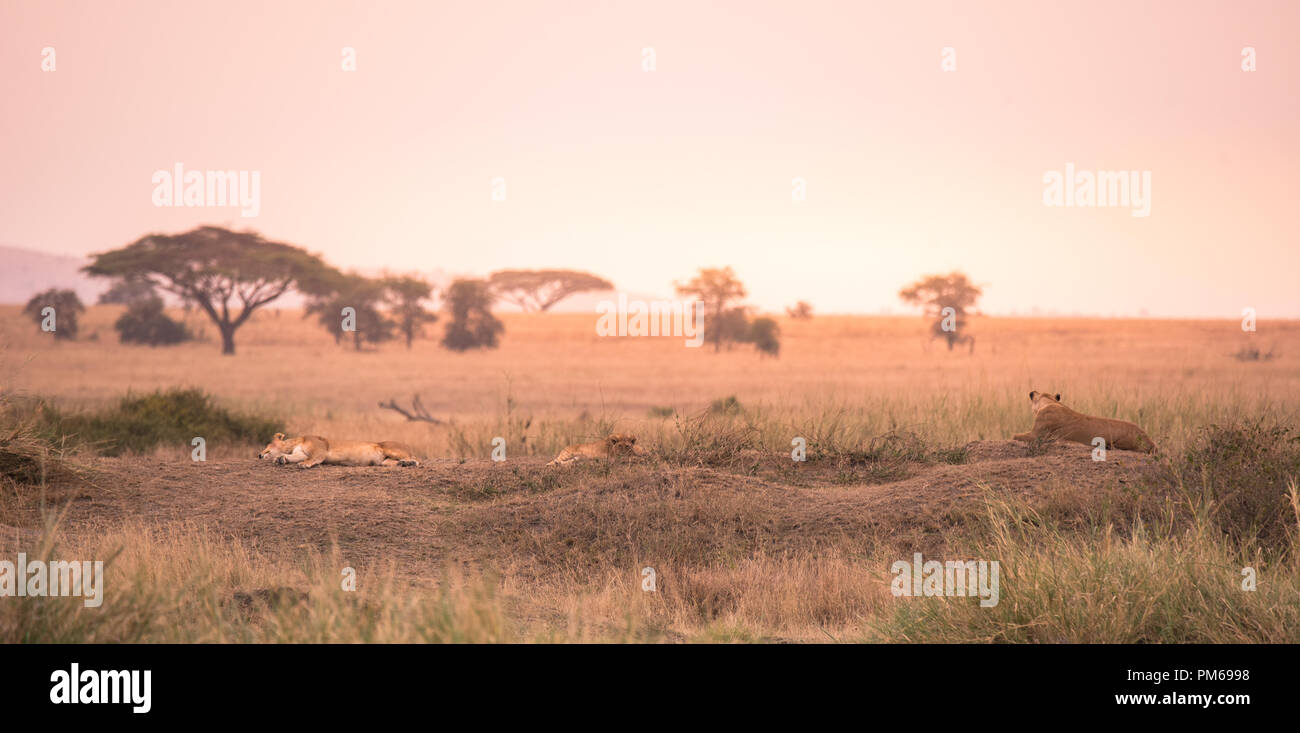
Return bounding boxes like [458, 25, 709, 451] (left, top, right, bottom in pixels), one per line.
[3, 306, 1300, 642]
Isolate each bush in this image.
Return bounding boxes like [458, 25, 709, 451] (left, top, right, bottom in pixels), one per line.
[746, 317, 780, 358]
[785, 301, 813, 319]
[662, 411, 760, 467]
[23, 289, 84, 340]
[40, 389, 282, 456]
[115, 297, 191, 346]
[0, 397, 86, 486]
[1180, 419, 1300, 550]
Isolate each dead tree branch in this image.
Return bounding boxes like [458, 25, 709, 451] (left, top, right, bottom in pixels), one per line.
[378, 394, 444, 424]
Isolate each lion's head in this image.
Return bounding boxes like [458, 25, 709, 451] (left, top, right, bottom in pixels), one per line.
[1028, 390, 1062, 407]
[604, 433, 640, 454]
[259, 432, 291, 460]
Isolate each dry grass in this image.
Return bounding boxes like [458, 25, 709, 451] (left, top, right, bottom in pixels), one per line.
[4, 307, 1300, 460]
[874, 486, 1300, 643]
[3, 306, 1300, 642]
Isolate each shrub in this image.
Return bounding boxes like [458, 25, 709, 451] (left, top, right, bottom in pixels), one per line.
[785, 301, 813, 319]
[23, 289, 84, 340]
[40, 389, 282, 456]
[1179, 420, 1300, 550]
[114, 297, 191, 346]
[0, 397, 86, 486]
[746, 317, 780, 358]
[664, 412, 760, 467]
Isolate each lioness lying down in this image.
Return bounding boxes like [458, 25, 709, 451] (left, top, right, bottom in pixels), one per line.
[259, 433, 420, 468]
[548, 433, 647, 466]
[1012, 391, 1156, 453]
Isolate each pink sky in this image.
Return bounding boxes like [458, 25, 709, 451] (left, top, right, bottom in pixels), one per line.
[2, 0, 1297, 317]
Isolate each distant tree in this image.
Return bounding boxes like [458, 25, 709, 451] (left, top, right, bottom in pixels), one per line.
[488, 269, 614, 312]
[98, 276, 157, 305]
[23, 288, 84, 340]
[898, 271, 983, 353]
[674, 266, 748, 353]
[382, 274, 438, 349]
[746, 316, 781, 358]
[115, 297, 191, 346]
[304, 272, 396, 351]
[785, 301, 813, 320]
[441, 278, 504, 351]
[707, 306, 752, 349]
[83, 226, 335, 355]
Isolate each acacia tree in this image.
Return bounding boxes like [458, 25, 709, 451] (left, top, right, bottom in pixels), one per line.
[303, 272, 395, 351]
[674, 266, 749, 352]
[24, 289, 85, 340]
[441, 278, 503, 351]
[383, 274, 438, 349]
[785, 301, 813, 320]
[898, 271, 983, 352]
[84, 226, 334, 355]
[488, 269, 613, 312]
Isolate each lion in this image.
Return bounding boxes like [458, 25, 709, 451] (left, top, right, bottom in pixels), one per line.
[258, 433, 420, 468]
[1012, 391, 1156, 453]
[547, 433, 647, 466]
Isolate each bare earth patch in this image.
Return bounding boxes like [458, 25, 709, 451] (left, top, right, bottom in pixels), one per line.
[17, 440, 1167, 585]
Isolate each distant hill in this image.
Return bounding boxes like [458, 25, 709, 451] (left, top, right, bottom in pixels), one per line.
[0, 245, 108, 305]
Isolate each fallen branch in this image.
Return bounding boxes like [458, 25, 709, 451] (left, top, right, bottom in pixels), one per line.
[378, 394, 444, 424]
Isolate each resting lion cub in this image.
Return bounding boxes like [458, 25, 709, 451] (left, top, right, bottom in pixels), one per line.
[258, 433, 420, 468]
[547, 433, 647, 466]
[1012, 391, 1156, 453]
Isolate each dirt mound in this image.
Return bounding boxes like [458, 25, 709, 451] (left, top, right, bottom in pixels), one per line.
[11, 441, 1167, 581]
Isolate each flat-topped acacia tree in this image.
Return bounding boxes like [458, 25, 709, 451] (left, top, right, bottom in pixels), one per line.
[488, 269, 613, 312]
[83, 226, 336, 355]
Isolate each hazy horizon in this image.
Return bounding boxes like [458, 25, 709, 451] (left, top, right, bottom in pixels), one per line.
[3, 0, 1297, 318]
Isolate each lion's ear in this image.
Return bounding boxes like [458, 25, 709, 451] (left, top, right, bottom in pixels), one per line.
[274, 432, 285, 440]
[629, 436, 637, 444]
[1029, 391, 1037, 399]
[1054, 394, 1061, 401]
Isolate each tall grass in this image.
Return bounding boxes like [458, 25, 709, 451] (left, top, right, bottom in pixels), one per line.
[872, 484, 1300, 643]
[2, 522, 516, 643]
